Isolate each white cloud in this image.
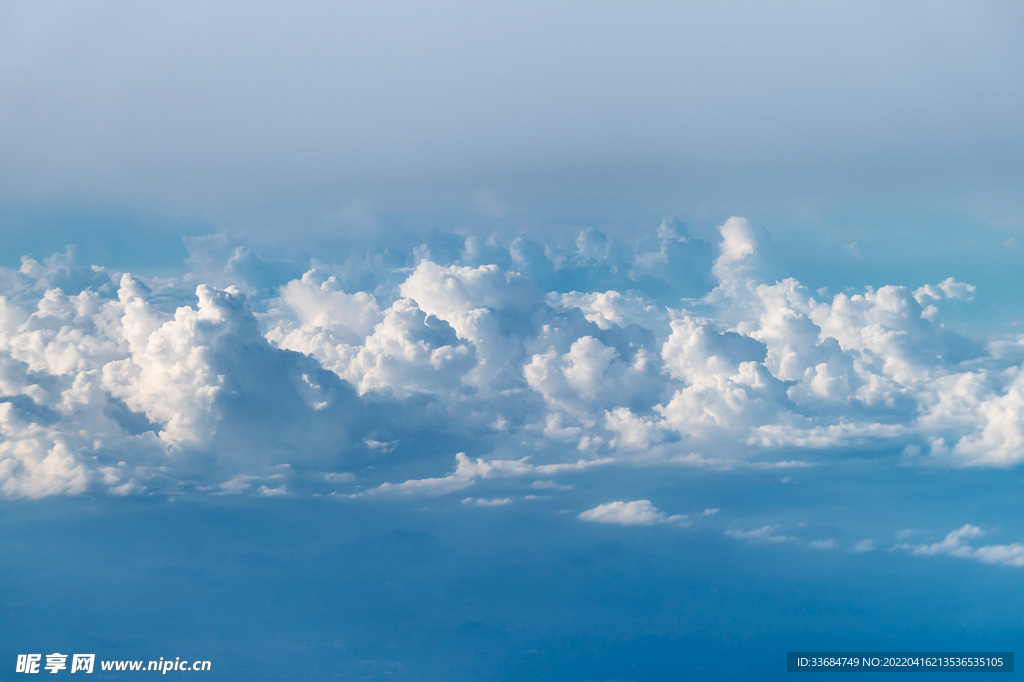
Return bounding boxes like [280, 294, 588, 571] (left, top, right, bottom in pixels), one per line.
[462, 496, 513, 506]
[548, 290, 668, 334]
[220, 475, 258, 493]
[255, 221, 1024, 470]
[0, 217, 1021, 499]
[530, 480, 573, 491]
[726, 526, 798, 543]
[899, 524, 1024, 568]
[271, 270, 381, 341]
[102, 278, 232, 448]
[0, 433, 91, 499]
[398, 260, 542, 391]
[914, 277, 976, 304]
[365, 472, 477, 497]
[525, 336, 661, 421]
[359, 452, 613, 498]
[578, 500, 689, 526]
[748, 421, 907, 449]
[710, 217, 766, 295]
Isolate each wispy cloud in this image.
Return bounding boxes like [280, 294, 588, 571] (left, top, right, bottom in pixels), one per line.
[462, 497, 513, 507]
[354, 453, 613, 498]
[898, 525, 1024, 568]
[726, 526, 798, 544]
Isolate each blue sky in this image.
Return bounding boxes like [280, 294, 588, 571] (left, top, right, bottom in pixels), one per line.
[2, 2, 1024, 679]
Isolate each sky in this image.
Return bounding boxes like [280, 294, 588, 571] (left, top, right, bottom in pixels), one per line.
[2, 2, 1024, 680]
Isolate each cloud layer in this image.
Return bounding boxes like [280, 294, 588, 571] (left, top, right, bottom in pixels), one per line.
[0, 218, 1021, 498]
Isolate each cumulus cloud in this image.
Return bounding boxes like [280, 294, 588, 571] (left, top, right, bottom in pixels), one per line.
[578, 500, 689, 526]
[899, 524, 1024, 568]
[1, 216, 1023, 499]
[103, 278, 240, 447]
